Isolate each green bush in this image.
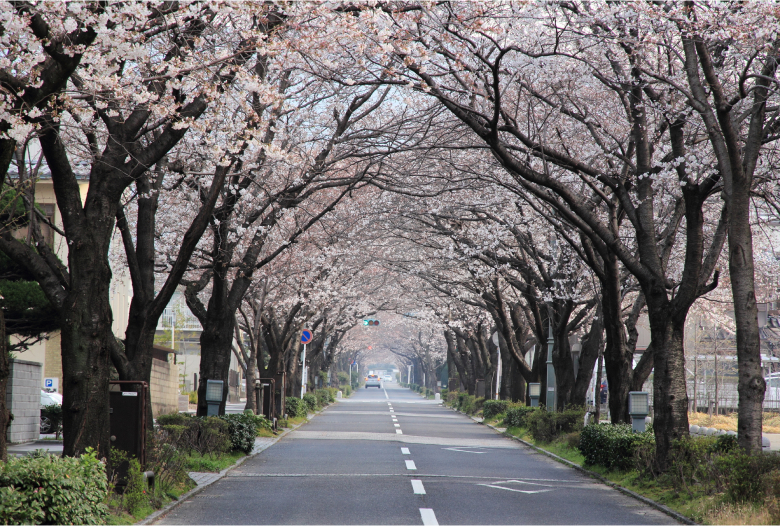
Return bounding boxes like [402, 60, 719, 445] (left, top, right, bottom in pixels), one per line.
[315, 389, 331, 407]
[303, 393, 318, 412]
[218, 413, 257, 454]
[344, 385, 351, 397]
[579, 423, 654, 470]
[0, 449, 109, 524]
[156, 413, 231, 456]
[526, 407, 584, 443]
[285, 397, 308, 418]
[337, 372, 349, 385]
[122, 458, 148, 515]
[248, 411, 273, 432]
[482, 400, 510, 420]
[712, 451, 780, 503]
[503, 406, 536, 428]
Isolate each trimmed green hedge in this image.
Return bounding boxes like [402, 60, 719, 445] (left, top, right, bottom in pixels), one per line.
[303, 393, 318, 412]
[0, 449, 109, 525]
[503, 406, 536, 428]
[218, 413, 257, 454]
[527, 407, 585, 442]
[285, 397, 308, 418]
[482, 400, 511, 419]
[579, 423, 654, 470]
[156, 413, 231, 455]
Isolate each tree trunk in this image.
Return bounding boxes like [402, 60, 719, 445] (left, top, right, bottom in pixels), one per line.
[0, 310, 9, 462]
[195, 311, 235, 416]
[648, 300, 690, 472]
[730, 183, 764, 452]
[600, 256, 633, 423]
[60, 243, 114, 459]
[571, 315, 603, 406]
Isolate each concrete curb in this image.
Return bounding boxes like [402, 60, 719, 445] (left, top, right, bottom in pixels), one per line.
[139, 409, 324, 525]
[475, 419, 697, 525]
[446, 403, 695, 525]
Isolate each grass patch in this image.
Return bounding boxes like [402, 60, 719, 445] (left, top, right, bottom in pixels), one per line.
[257, 427, 276, 438]
[688, 411, 780, 433]
[184, 450, 245, 472]
[497, 422, 778, 525]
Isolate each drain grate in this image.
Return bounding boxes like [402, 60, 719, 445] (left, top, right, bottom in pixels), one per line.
[195, 494, 223, 499]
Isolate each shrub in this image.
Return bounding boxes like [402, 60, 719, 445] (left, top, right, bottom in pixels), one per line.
[303, 393, 318, 412]
[122, 458, 148, 514]
[315, 389, 331, 407]
[446, 391, 459, 407]
[579, 423, 654, 471]
[218, 413, 257, 454]
[712, 451, 780, 503]
[665, 435, 715, 491]
[285, 397, 308, 418]
[337, 372, 349, 385]
[710, 433, 739, 454]
[527, 407, 584, 443]
[0, 449, 109, 525]
[482, 400, 511, 420]
[156, 413, 231, 456]
[503, 406, 536, 428]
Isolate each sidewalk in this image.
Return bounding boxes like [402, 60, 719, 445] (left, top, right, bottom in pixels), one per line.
[7, 439, 63, 457]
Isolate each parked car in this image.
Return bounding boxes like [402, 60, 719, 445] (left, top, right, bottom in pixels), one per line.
[40, 390, 63, 434]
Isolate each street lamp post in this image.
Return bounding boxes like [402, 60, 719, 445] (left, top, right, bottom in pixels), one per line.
[546, 320, 556, 410]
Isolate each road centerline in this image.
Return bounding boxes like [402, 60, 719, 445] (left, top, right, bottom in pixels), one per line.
[411, 480, 426, 494]
[419, 508, 438, 526]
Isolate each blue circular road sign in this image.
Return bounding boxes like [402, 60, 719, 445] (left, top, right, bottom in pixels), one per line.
[301, 330, 313, 344]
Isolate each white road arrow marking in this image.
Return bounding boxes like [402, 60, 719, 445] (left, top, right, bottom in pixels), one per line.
[478, 484, 553, 494]
[442, 447, 487, 454]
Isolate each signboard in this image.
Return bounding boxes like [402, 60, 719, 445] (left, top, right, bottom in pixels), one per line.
[44, 378, 58, 391]
[301, 329, 313, 344]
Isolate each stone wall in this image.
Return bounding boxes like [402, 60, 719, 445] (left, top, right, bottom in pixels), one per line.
[6, 359, 42, 443]
[150, 357, 179, 418]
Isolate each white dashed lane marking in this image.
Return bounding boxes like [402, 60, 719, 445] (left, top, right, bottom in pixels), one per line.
[396, 429, 403, 434]
[411, 480, 426, 494]
[394, 424, 401, 428]
[420, 508, 438, 525]
[401, 447, 410, 454]
[405, 460, 417, 470]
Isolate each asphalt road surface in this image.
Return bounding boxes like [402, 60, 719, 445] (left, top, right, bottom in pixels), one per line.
[158, 383, 676, 525]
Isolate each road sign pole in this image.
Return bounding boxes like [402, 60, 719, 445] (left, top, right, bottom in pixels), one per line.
[300, 343, 307, 399]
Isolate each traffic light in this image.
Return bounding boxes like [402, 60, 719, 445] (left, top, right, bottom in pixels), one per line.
[363, 319, 380, 326]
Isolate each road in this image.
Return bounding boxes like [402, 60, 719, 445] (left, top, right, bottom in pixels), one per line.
[158, 383, 675, 525]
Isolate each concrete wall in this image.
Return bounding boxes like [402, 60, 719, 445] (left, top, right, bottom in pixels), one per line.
[6, 359, 42, 443]
[151, 357, 179, 418]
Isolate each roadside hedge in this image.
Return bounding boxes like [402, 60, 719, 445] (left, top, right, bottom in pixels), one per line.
[0, 449, 109, 525]
[285, 397, 308, 418]
[218, 413, 257, 454]
[156, 413, 231, 455]
[579, 423, 654, 470]
[503, 406, 536, 428]
[482, 400, 511, 420]
[303, 393, 318, 412]
[527, 407, 585, 443]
